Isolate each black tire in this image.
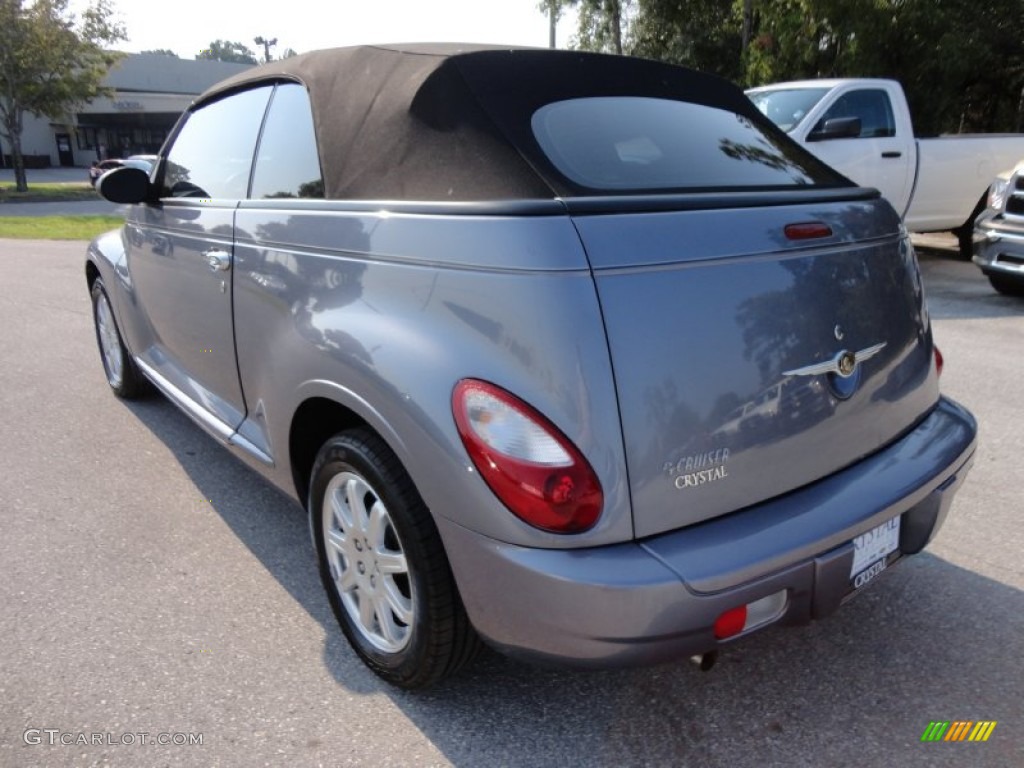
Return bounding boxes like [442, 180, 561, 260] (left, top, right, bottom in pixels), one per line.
[310, 429, 481, 688]
[90, 278, 151, 399]
[988, 273, 1024, 297]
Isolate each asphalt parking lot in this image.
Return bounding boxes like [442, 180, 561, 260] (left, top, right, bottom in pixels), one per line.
[0, 237, 1021, 767]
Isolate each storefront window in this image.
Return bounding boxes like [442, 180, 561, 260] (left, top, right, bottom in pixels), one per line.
[76, 127, 97, 150]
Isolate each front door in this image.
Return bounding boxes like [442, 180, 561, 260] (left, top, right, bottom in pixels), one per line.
[801, 89, 914, 216]
[128, 203, 246, 429]
[123, 85, 274, 432]
[55, 133, 74, 166]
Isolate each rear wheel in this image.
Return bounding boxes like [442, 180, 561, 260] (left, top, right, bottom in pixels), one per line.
[988, 273, 1024, 297]
[90, 278, 150, 399]
[310, 429, 481, 688]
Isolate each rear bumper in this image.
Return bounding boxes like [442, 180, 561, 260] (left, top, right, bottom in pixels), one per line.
[439, 396, 976, 667]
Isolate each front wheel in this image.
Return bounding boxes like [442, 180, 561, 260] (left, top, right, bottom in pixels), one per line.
[90, 278, 150, 399]
[310, 429, 481, 688]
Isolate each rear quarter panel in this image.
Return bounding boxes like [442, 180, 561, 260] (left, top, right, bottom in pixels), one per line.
[231, 204, 633, 547]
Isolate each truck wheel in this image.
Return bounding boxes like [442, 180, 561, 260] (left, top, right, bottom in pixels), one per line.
[988, 273, 1024, 297]
[90, 278, 151, 399]
[310, 429, 481, 688]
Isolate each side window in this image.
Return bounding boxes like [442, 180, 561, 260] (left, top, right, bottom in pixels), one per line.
[250, 83, 324, 199]
[162, 86, 273, 199]
[814, 90, 896, 138]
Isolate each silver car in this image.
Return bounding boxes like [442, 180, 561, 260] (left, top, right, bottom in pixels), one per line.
[87, 44, 977, 689]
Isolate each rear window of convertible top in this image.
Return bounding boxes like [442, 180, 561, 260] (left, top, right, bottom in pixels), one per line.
[531, 96, 843, 193]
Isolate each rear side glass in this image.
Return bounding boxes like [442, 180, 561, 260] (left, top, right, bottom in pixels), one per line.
[814, 89, 896, 138]
[532, 97, 842, 192]
[250, 83, 325, 199]
[162, 86, 273, 199]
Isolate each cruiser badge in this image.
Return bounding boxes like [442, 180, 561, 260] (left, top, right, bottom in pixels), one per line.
[663, 449, 730, 490]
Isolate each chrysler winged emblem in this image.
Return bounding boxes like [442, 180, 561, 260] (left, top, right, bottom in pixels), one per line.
[783, 342, 887, 379]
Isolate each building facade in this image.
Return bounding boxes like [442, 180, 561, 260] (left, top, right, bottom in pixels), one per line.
[1, 53, 252, 168]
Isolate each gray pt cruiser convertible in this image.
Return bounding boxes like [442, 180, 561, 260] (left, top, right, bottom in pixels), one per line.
[87, 44, 978, 688]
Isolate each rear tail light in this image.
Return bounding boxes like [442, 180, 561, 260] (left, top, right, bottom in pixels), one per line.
[452, 379, 603, 533]
[934, 345, 944, 377]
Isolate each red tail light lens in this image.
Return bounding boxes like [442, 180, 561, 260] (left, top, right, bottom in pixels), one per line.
[934, 345, 944, 377]
[784, 221, 833, 240]
[452, 379, 603, 533]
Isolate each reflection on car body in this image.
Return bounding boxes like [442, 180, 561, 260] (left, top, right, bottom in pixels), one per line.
[86, 44, 977, 689]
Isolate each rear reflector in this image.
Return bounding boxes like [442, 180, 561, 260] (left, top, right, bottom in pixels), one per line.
[714, 590, 788, 640]
[934, 345, 944, 377]
[784, 222, 833, 240]
[713, 606, 747, 639]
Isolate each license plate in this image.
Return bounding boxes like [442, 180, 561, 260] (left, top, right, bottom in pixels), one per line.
[850, 517, 900, 587]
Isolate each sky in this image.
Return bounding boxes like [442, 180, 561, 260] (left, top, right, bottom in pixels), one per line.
[70, 0, 576, 58]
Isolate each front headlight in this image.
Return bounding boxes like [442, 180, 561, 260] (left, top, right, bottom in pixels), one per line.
[987, 178, 1010, 211]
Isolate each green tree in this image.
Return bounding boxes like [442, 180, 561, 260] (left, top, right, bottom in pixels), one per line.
[746, 0, 1024, 134]
[542, 0, 743, 74]
[577, 0, 629, 55]
[141, 48, 178, 57]
[196, 39, 257, 65]
[542, 0, 631, 55]
[0, 0, 125, 191]
[629, 0, 745, 81]
[542, 0, 1024, 133]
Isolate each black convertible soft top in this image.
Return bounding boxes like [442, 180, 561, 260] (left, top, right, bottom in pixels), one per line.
[197, 44, 834, 201]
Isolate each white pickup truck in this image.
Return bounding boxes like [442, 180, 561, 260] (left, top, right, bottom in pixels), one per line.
[747, 78, 1024, 256]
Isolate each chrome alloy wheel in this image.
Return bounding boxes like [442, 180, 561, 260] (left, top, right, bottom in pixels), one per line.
[95, 291, 124, 387]
[322, 471, 414, 653]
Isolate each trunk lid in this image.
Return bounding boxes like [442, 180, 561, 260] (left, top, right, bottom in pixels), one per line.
[573, 196, 939, 538]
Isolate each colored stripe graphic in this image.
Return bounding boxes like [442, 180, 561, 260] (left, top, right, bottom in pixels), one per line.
[921, 721, 997, 742]
[969, 722, 997, 742]
[946, 721, 972, 741]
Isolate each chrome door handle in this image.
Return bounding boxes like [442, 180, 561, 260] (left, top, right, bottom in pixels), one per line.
[204, 249, 231, 271]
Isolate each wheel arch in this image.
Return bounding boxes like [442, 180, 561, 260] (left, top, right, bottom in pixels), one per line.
[954, 191, 988, 260]
[290, 397, 367, 506]
[85, 258, 101, 290]
[288, 386, 413, 510]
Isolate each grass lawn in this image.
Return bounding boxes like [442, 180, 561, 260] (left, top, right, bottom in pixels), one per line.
[0, 216, 123, 240]
[0, 181, 97, 203]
